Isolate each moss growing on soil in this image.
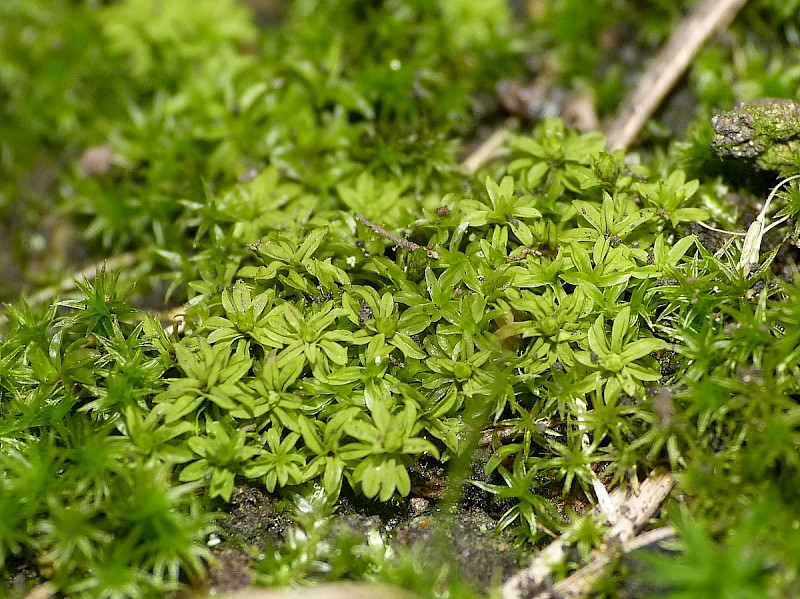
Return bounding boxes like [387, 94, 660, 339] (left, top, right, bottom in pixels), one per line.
[3, 1, 800, 598]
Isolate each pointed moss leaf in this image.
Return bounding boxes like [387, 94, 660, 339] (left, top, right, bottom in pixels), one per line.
[390, 332, 426, 360]
[296, 227, 328, 263]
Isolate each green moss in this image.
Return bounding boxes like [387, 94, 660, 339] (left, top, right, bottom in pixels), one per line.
[3, 1, 800, 597]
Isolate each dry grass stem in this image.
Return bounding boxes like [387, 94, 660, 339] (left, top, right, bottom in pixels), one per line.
[605, 0, 748, 151]
[461, 117, 520, 175]
[502, 468, 674, 599]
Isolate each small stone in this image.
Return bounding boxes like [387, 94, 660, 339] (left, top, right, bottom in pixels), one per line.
[409, 497, 430, 516]
[79, 145, 114, 176]
[710, 98, 800, 172]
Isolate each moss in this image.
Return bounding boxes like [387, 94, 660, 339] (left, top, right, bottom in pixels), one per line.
[2, 1, 800, 598]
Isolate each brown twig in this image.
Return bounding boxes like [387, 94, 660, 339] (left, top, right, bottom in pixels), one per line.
[355, 214, 439, 260]
[460, 117, 521, 175]
[536, 526, 677, 599]
[533, 527, 676, 599]
[478, 425, 520, 446]
[605, 0, 748, 151]
[620, 525, 677, 553]
[502, 468, 674, 599]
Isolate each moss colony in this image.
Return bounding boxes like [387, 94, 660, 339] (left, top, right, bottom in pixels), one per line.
[3, 0, 800, 597]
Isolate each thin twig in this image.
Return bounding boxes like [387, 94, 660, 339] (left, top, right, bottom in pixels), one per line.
[605, 0, 748, 151]
[621, 525, 677, 553]
[478, 425, 520, 446]
[460, 117, 521, 175]
[355, 214, 439, 260]
[502, 468, 674, 599]
[537, 526, 677, 599]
